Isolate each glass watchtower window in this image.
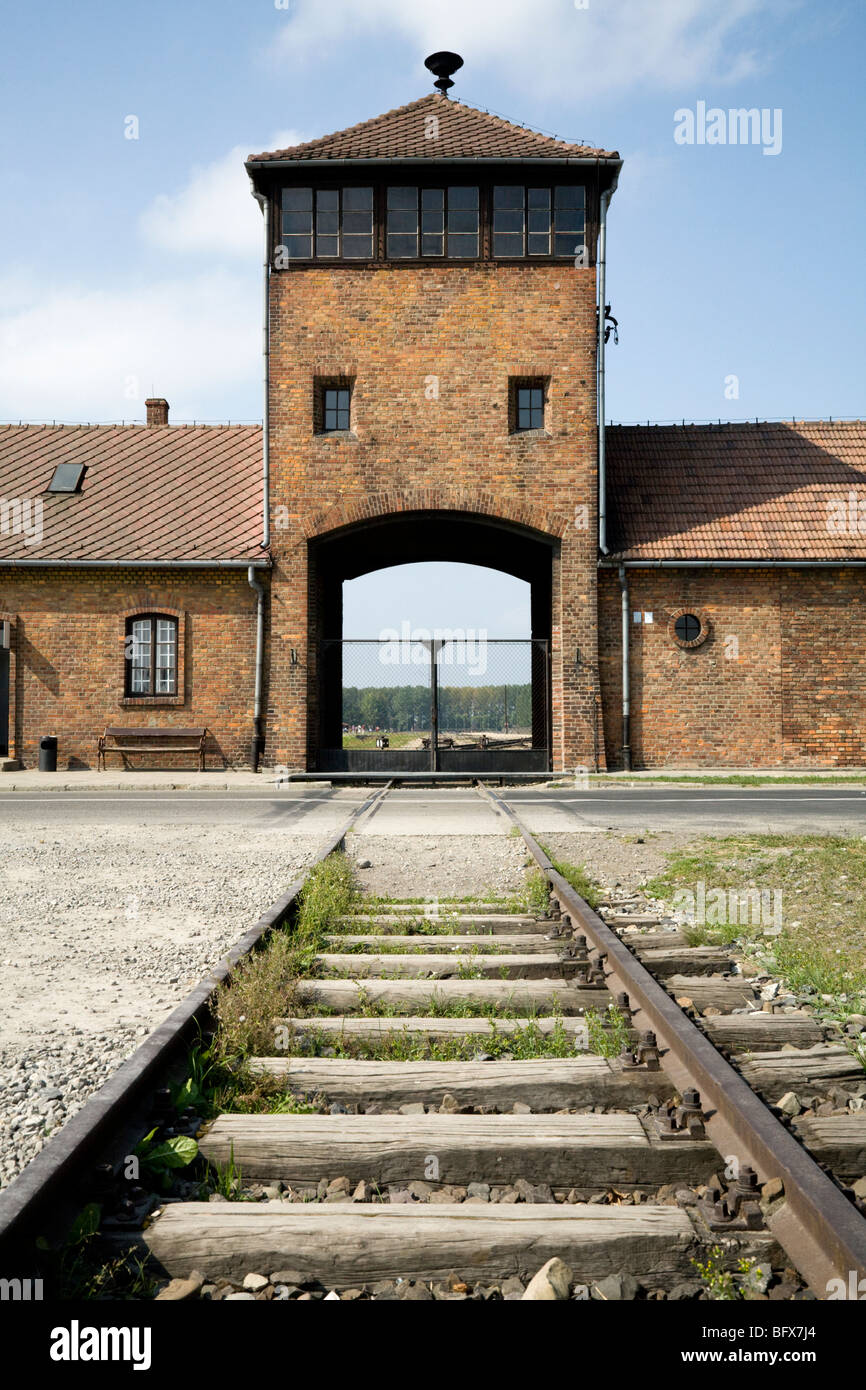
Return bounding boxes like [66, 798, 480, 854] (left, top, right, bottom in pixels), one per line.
[323, 388, 351, 432]
[386, 187, 479, 258]
[493, 185, 586, 258]
[280, 187, 374, 260]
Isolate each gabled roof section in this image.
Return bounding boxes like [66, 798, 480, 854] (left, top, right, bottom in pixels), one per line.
[0, 424, 264, 565]
[606, 421, 866, 562]
[248, 94, 618, 165]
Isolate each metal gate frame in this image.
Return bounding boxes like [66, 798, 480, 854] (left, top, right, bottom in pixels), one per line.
[318, 638, 551, 774]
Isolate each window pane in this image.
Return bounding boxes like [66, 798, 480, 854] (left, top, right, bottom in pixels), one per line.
[422, 188, 444, 211]
[281, 187, 312, 211]
[387, 186, 417, 209]
[343, 235, 373, 259]
[282, 210, 312, 233]
[448, 209, 478, 235]
[448, 185, 478, 209]
[554, 214, 584, 237]
[343, 187, 373, 211]
[555, 233, 585, 258]
[130, 619, 152, 694]
[494, 209, 523, 234]
[422, 233, 445, 256]
[282, 235, 312, 259]
[527, 209, 551, 235]
[494, 185, 523, 209]
[555, 185, 584, 209]
[528, 188, 550, 210]
[493, 233, 523, 257]
[343, 211, 371, 234]
[316, 211, 339, 235]
[422, 210, 444, 234]
[317, 235, 339, 258]
[528, 232, 550, 255]
[388, 209, 417, 234]
[317, 189, 339, 211]
[387, 233, 418, 258]
[447, 233, 477, 258]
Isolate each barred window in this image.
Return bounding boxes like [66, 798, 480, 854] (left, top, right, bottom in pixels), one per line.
[126, 615, 178, 696]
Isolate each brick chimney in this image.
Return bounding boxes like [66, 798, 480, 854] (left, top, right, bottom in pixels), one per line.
[145, 398, 169, 427]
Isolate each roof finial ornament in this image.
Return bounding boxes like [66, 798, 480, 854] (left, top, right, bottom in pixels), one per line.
[424, 51, 464, 97]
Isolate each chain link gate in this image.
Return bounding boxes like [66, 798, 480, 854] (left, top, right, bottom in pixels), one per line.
[318, 637, 550, 773]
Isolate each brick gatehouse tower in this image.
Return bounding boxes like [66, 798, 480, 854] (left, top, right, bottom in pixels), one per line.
[247, 60, 621, 773]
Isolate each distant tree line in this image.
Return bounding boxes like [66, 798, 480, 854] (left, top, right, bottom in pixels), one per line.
[343, 683, 532, 732]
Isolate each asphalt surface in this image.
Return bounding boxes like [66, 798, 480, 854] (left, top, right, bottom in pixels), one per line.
[1, 784, 866, 834]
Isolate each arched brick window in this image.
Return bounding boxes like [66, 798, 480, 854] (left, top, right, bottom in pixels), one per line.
[125, 614, 179, 697]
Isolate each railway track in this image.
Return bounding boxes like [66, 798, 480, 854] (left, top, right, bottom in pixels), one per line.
[2, 781, 865, 1311]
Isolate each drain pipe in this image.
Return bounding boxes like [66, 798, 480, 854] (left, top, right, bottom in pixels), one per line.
[247, 181, 270, 771]
[248, 566, 265, 771]
[597, 189, 610, 555]
[251, 183, 271, 551]
[619, 563, 631, 771]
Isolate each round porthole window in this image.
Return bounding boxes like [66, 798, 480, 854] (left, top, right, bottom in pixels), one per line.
[669, 608, 711, 650]
[674, 613, 701, 643]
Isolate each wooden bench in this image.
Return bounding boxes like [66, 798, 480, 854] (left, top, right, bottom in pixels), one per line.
[97, 726, 208, 771]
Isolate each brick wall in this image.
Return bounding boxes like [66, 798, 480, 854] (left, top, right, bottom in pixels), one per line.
[599, 567, 866, 767]
[266, 261, 601, 770]
[0, 569, 261, 769]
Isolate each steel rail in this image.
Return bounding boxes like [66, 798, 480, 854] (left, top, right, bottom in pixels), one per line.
[478, 782, 866, 1296]
[0, 782, 391, 1264]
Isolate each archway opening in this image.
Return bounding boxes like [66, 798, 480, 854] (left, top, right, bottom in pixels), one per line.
[308, 511, 555, 772]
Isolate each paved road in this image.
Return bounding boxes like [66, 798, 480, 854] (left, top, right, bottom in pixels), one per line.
[1, 785, 866, 835]
[506, 786, 866, 835]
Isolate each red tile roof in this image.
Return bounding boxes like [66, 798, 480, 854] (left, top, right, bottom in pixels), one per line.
[0, 424, 264, 564]
[607, 421, 866, 561]
[248, 94, 618, 164]
[4, 418, 863, 568]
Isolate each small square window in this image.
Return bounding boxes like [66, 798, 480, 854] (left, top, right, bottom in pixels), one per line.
[510, 379, 547, 434]
[324, 388, 351, 432]
[315, 379, 355, 435]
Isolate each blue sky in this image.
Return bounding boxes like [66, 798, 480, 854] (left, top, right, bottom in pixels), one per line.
[1, 0, 863, 633]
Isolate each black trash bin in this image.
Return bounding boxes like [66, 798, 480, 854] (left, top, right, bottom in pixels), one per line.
[38, 735, 58, 772]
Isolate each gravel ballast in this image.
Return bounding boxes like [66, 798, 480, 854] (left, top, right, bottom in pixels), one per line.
[0, 823, 324, 1190]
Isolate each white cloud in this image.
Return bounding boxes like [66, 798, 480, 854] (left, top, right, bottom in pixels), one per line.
[139, 130, 304, 257]
[272, 0, 782, 102]
[0, 131, 317, 421]
[0, 269, 259, 421]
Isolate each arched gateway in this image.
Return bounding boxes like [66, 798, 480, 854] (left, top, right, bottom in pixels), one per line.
[309, 508, 556, 772]
[247, 85, 621, 773]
